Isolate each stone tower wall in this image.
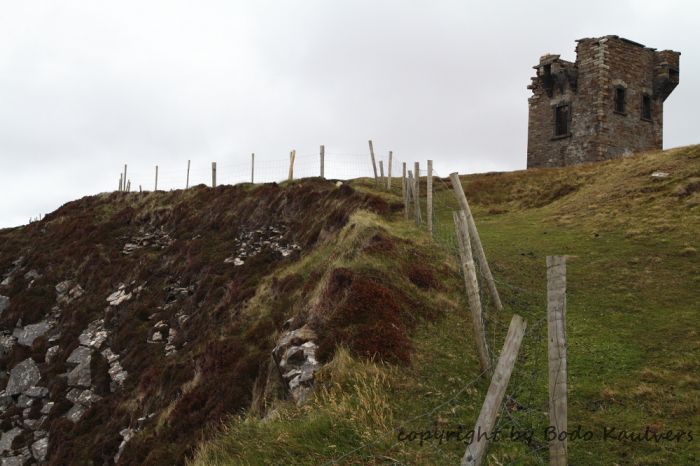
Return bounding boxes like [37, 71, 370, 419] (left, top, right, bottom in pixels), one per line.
[526, 36, 679, 169]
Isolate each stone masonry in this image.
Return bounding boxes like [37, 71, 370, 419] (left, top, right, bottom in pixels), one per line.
[527, 35, 680, 168]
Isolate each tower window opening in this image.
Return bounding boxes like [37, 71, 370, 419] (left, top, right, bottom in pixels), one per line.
[614, 87, 626, 114]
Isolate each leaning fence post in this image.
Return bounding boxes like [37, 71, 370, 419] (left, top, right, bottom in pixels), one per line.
[453, 211, 491, 374]
[368, 140, 379, 186]
[155, 165, 159, 191]
[288, 150, 296, 182]
[186, 160, 191, 189]
[402, 163, 408, 219]
[449, 172, 503, 312]
[547, 256, 568, 466]
[251, 153, 255, 183]
[387, 151, 393, 190]
[427, 160, 433, 236]
[320, 145, 325, 179]
[462, 314, 527, 466]
[413, 162, 421, 226]
[212, 162, 217, 188]
[379, 160, 385, 188]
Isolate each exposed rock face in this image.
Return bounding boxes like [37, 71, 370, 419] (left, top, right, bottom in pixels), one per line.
[6, 358, 41, 396]
[64, 317, 127, 406]
[55, 280, 84, 305]
[106, 282, 144, 307]
[0, 180, 378, 464]
[108, 361, 128, 388]
[122, 227, 173, 255]
[272, 325, 321, 405]
[106, 286, 132, 307]
[78, 319, 108, 348]
[224, 224, 301, 265]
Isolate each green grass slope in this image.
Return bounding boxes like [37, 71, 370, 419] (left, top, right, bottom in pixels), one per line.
[192, 146, 699, 465]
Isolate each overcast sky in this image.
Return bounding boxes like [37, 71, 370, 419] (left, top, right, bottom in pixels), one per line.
[1, 0, 697, 228]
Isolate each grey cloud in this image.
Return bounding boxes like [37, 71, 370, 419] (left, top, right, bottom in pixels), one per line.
[1, 0, 697, 227]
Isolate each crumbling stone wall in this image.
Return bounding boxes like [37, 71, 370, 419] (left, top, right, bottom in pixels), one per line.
[527, 35, 680, 168]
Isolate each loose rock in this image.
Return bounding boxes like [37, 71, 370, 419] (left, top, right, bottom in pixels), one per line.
[67, 358, 92, 388]
[13, 321, 52, 347]
[45, 345, 60, 363]
[0, 427, 22, 454]
[6, 358, 41, 396]
[65, 403, 87, 423]
[31, 437, 48, 462]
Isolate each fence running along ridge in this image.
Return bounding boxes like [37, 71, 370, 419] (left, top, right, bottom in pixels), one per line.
[111, 141, 568, 465]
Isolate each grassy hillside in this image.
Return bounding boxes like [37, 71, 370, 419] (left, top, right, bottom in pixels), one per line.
[191, 146, 700, 465]
[1, 146, 697, 465]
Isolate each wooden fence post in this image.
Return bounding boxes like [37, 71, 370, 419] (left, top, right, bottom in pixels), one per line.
[407, 170, 415, 218]
[547, 256, 567, 466]
[251, 153, 255, 183]
[320, 145, 325, 179]
[462, 314, 527, 466]
[212, 162, 217, 188]
[379, 160, 385, 188]
[368, 140, 379, 186]
[402, 162, 408, 219]
[186, 160, 190, 189]
[453, 211, 491, 374]
[126, 180, 131, 192]
[288, 150, 296, 182]
[449, 172, 503, 312]
[387, 151, 393, 190]
[123, 164, 128, 191]
[427, 160, 433, 236]
[413, 162, 421, 226]
[155, 165, 159, 191]
[119, 174, 123, 192]
[139, 185, 142, 193]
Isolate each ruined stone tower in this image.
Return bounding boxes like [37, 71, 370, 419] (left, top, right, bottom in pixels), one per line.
[527, 36, 680, 168]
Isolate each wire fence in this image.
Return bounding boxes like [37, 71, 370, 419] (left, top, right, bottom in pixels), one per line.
[115, 151, 390, 192]
[115, 148, 553, 464]
[241, 157, 553, 464]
